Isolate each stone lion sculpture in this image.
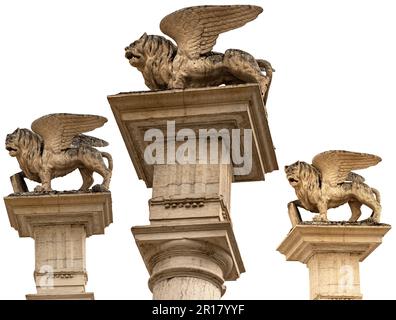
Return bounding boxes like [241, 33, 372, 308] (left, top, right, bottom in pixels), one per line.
[285, 150, 381, 223]
[6, 113, 112, 192]
[125, 5, 274, 104]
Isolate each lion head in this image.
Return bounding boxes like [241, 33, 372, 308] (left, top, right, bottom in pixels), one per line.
[125, 33, 177, 89]
[6, 128, 42, 158]
[285, 161, 321, 190]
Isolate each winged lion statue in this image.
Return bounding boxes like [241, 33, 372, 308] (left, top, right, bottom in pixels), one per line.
[125, 5, 274, 104]
[285, 150, 382, 223]
[5, 113, 112, 193]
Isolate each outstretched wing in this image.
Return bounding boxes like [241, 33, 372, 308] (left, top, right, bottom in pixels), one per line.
[31, 113, 107, 153]
[160, 5, 262, 59]
[312, 150, 381, 186]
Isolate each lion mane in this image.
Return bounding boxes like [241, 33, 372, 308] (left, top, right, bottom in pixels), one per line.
[287, 161, 321, 194]
[6, 129, 43, 182]
[126, 34, 176, 90]
[298, 162, 321, 192]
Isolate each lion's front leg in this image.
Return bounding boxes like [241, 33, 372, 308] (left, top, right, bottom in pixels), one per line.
[313, 200, 329, 222]
[168, 73, 187, 89]
[169, 56, 193, 89]
[34, 171, 53, 192]
[288, 200, 303, 227]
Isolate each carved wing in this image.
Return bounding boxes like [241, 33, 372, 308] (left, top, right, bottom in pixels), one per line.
[71, 134, 109, 148]
[160, 5, 263, 59]
[312, 150, 381, 186]
[31, 113, 107, 153]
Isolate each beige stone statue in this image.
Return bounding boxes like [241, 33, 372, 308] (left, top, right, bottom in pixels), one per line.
[285, 150, 382, 223]
[125, 5, 274, 103]
[5, 113, 113, 192]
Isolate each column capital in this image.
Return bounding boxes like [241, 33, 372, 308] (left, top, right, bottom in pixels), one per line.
[108, 84, 278, 187]
[4, 191, 113, 237]
[132, 221, 244, 299]
[277, 223, 391, 263]
[132, 221, 245, 282]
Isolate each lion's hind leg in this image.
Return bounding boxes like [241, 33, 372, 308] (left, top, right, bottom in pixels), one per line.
[99, 169, 112, 191]
[352, 185, 381, 223]
[224, 49, 270, 101]
[348, 201, 362, 222]
[79, 168, 94, 191]
[91, 152, 112, 192]
[366, 200, 381, 223]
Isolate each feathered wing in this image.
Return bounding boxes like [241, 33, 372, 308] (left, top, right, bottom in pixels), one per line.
[31, 113, 108, 153]
[160, 5, 263, 59]
[71, 134, 109, 148]
[312, 150, 381, 186]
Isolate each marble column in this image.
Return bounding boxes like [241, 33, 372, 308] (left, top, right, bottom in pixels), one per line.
[109, 84, 278, 299]
[4, 192, 112, 300]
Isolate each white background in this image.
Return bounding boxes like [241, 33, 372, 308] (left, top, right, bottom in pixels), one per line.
[0, 0, 395, 300]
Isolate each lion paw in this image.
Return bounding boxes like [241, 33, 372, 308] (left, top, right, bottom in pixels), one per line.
[313, 214, 328, 222]
[361, 217, 379, 224]
[34, 185, 50, 193]
[92, 184, 109, 193]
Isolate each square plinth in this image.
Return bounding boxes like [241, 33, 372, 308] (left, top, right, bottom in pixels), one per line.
[108, 84, 278, 187]
[132, 221, 245, 281]
[277, 223, 391, 263]
[4, 192, 113, 237]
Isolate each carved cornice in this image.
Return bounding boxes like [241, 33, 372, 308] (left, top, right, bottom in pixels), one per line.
[150, 194, 230, 221]
[34, 271, 88, 281]
[4, 192, 113, 237]
[277, 224, 391, 263]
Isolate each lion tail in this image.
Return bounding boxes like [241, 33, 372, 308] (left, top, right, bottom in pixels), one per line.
[257, 59, 274, 104]
[371, 187, 381, 203]
[257, 59, 275, 78]
[101, 152, 113, 172]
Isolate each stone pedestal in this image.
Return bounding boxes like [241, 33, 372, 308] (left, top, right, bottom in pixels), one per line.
[108, 84, 278, 299]
[4, 192, 112, 300]
[277, 223, 390, 300]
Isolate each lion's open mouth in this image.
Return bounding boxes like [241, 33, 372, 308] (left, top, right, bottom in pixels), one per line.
[6, 146, 17, 152]
[6, 145, 18, 156]
[288, 177, 299, 184]
[125, 51, 140, 60]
